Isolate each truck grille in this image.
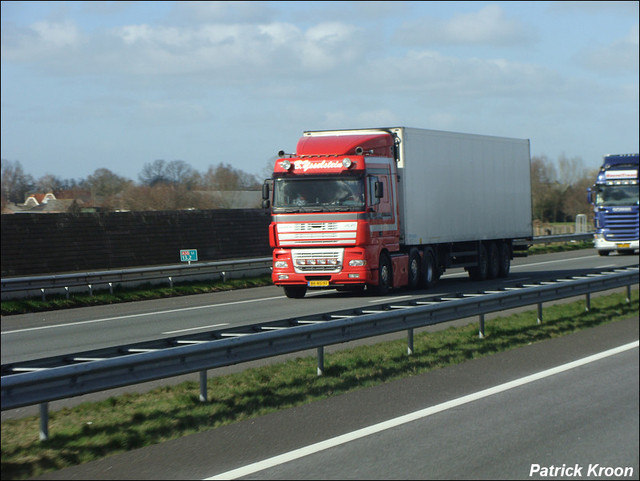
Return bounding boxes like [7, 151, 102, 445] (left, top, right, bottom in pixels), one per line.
[277, 222, 357, 246]
[603, 211, 639, 241]
[292, 249, 344, 273]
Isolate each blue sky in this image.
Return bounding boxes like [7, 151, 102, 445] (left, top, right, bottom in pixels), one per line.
[1, 1, 638, 183]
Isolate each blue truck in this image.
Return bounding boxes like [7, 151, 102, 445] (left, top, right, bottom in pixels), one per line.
[587, 153, 639, 256]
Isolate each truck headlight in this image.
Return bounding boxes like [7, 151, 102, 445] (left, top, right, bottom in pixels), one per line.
[349, 259, 367, 267]
[275, 260, 289, 268]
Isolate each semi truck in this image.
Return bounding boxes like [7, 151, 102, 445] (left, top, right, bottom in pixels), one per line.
[587, 153, 639, 256]
[262, 127, 533, 298]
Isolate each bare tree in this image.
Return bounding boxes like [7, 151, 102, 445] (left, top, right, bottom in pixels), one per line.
[1, 159, 35, 204]
[203, 163, 259, 190]
[164, 160, 201, 189]
[86, 168, 130, 197]
[138, 159, 169, 187]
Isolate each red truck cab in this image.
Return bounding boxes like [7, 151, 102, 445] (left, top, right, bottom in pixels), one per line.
[265, 131, 406, 298]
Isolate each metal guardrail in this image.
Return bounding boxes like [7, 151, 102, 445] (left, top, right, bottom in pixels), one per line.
[1, 264, 636, 440]
[1, 233, 594, 300]
[0, 257, 273, 300]
[518, 232, 593, 245]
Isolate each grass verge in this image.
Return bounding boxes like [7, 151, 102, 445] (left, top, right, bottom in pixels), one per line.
[1, 288, 637, 480]
[0, 242, 596, 316]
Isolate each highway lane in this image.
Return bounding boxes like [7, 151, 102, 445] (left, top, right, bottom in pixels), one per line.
[2, 249, 637, 422]
[36, 312, 639, 480]
[1, 249, 636, 366]
[1, 249, 637, 366]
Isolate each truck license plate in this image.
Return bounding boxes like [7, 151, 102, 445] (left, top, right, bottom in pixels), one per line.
[308, 280, 329, 287]
[617, 243, 631, 248]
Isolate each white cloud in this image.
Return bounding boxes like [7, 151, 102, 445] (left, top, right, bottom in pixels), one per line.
[578, 24, 639, 74]
[1, 20, 80, 60]
[367, 49, 560, 101]
[394, 4, 535, 47]
[2, 18, 365, 81]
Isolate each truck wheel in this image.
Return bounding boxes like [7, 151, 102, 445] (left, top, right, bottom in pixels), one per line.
[370, 253, 392, 296]
[423, 249, 439, 288]
[487, 242, 500, 279]
[468, 243, 488, 281]
[283, 285, 307, 299]
[497, 241, 511, 278]
[408, 248, 421, 290]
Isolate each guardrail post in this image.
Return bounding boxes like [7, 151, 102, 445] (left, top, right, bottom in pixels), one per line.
[479, 314, 485, 339]
[168, 277, 173, 288]
[222, 272, 227, 283]
[199, 370, 208, 402]
[39, 403, 49, 441]
[627, 285, 631, 303]
[41, 288, 46, 301]
[317, 347, 324, 376]
[407, 328, 414, 355]
[537, 303, 543, 324]
[88, 284, 93, 297]
[65, 286, 69, 300]
[585, 293, 591, 312]
[109, 282, 113, 295]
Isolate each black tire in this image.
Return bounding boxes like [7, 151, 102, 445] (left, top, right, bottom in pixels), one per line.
[468, 243, 488, 281]
[423, 249, 439, 288]
[497, 241, 511, 278]
[370, 253, 392, 296]
[487, 242, 500, 279]
[408, 248, 421, 290]
[283, 285, 307, 299]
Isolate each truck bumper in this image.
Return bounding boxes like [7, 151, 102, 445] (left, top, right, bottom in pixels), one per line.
[272, 248, 373, 288]
[593, 234, 639, 252]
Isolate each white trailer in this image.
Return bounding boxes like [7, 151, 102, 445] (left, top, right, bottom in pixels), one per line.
[392, 127, 532, 245]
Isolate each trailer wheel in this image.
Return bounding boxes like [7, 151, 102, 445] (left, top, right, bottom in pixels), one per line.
[370, 253, 392, 296]
[423, 249, 439, 288]
[283, 285, 307, 299]
[408, 248, 421, 290]
[497, 241, 511, 278]
[487, 242, 500, 279]
[468, 243, 488, 281]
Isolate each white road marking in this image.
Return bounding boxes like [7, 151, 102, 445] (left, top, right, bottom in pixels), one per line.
[162, 324, 229, 335]
[370, 295, 412, 303]
[1, 296, 285, 335]
[206, 341, 639, 480]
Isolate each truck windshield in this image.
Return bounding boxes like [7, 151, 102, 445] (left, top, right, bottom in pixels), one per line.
[595, 185, 639, 206]
[272, 177, 365, 212]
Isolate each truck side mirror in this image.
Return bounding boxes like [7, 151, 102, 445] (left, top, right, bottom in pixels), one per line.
[262, 182, 271, 209]
[374, 181, 384, 199]
[587, 187, 592, 204]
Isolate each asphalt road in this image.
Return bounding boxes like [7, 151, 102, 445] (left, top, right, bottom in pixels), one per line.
[35, 316, 638, 480]
[1, 249, 637, 423]
[2, 249, 636, 364]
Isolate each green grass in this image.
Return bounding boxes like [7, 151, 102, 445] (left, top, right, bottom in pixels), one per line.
[1, 289, 637, 480]
[527, 240, 593, 255]
[1, 242, 596, 316]
[0, 275, 274, 316]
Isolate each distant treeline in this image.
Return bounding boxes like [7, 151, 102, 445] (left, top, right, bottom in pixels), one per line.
[2, 154, 596, 222]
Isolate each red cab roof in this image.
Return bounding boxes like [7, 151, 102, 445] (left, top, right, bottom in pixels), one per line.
[296, 133, 393, 157]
